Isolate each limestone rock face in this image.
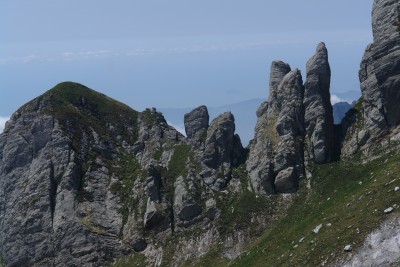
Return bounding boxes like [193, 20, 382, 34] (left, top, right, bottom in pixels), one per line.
[0, 82, 251, 266]
[201, 112, 245, 190]
[273, 69, 305, 193]
[268, 61, 292, 116]
[0, 89, 126, 266]
[246, 61, 292, 195]
[342, 0, 400, 155]
[0, 82, 194, 266]
[303, 42, 334, 164]
[247, 63, 305, 194]
[246, 101, 275, 194]
[173, 176, 202, 223]
[184, 105, 209, 140]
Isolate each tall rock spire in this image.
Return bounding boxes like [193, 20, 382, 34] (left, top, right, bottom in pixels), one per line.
[304, 42, 334, 163]
[247, 61, 291, 195]
[273, 69, 305, 192]
[247, 63, 305, 194]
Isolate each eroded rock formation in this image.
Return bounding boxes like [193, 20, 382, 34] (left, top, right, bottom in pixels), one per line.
[247, 63, 306, 194]
[342, 0, 400, 156]
[304, 42, 334, 164]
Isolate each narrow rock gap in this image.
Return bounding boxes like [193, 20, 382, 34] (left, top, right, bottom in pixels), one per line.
[49, 161, 57, 224]
[169, 204, 175, 234]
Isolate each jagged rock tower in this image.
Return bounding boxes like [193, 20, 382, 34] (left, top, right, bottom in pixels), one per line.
[247, 42, 334, 195]
[247, 63, 306, 194]
[342, 0, 400, 156]
[304, 42, 334, 164]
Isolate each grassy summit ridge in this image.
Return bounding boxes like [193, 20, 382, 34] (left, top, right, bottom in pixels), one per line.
[40, 81, 140, 143]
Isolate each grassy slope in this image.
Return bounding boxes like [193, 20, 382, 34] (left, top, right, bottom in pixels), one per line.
[231, 150, 400, 266]
[110, 149, 400, 267]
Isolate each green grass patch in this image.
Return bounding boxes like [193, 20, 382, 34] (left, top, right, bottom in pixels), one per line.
[108, 252, 147, 267]
[186, 248, 231, 267]
[160, 143, 192, 199]
[154, 148, 163, 161]
[265, 116, 279, 149]
[232, 150, 400, 266]
[168, 144, 191, 179]
[39, 82, 139, 147]
[232, 164, 249, 188]
[111, 154, 147, 236]
[216, 190, 278, 237]
[141, 108, 166, 127]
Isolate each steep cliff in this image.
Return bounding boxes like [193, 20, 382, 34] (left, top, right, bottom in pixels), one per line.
[0, 82, 256, 266]
[342, 0, 400, 157]
[0, 82, 194, 266]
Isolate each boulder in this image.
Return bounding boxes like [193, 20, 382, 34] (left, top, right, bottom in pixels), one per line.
[384, 207, 394, 214]
[344, 245, 352, 252]
[173, 176, 202, 223]
[143, 198, 170, 230]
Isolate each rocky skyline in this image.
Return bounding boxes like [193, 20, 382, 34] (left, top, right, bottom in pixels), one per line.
[1, 1, 371, 120]
[2, 0, 400, 266]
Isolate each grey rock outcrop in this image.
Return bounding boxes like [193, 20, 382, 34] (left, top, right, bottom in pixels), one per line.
[0, 82, 197, 266]
[247, 63, 305, 194]
[184, 105, 209, 140]
[0, 92, 125, 266]
[303, 42, 334, 164]
[343, 0, 400, 155]
[0, 82, 254, 266]
[268, 61, 292, 116]
[247, 101, 275, 194]
[201, 112, 245, 190]
[173, 176, 202, 223]
[247, 62, 292, 195]
[273, 69, 305, 192]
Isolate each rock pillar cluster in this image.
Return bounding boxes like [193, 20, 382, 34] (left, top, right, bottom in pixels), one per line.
[247, 43, 334, 194]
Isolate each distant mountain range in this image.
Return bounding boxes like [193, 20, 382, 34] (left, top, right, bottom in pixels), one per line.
[333, 101, 354, 124]
[331, 90, 361, 103]
[0, 91, 361, 139]
[159, 90, 360, 146]
[159, 98, 265, 146]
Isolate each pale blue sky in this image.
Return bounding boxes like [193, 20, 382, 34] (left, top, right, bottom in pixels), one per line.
[1, 0, 373, 122]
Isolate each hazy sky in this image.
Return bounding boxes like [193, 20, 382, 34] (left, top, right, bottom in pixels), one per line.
[1, 0, 373, 124]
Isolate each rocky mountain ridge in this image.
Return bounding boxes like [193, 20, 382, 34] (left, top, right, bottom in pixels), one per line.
[1, 0, 400, 266]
